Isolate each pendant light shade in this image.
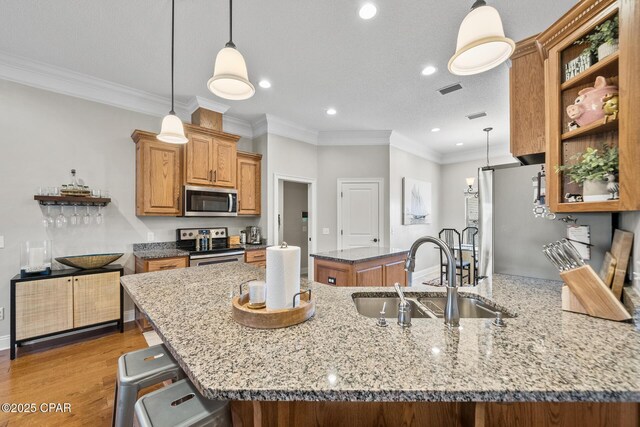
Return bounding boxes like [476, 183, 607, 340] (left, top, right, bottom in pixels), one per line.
[207, 0, 255, 100]
[207, 46, 255, 100]
[448, 1, 515, 76]
[158, 0, 188, 144]
[158, 113, 188, 144]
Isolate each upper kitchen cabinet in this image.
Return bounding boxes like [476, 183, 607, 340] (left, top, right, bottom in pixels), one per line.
[132, 130, 182, 216]
[509, 35, 546, 165]
[539, 0, 640, 213]
[183, 124, 239, 189]
[237, 151, 262, 215]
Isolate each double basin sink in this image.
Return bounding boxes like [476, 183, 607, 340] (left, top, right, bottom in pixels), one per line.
[353, 293, 514, 319]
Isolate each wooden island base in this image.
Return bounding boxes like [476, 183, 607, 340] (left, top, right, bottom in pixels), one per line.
[230, 401, 639, 427]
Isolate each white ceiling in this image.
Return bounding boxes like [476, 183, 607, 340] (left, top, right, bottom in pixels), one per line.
[0, 0, 577, 155]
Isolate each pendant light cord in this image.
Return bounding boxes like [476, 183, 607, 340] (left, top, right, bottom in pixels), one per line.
[483, 127, 493, 168]
[226, 0, 236, 48]
[170, 0, 176, 114]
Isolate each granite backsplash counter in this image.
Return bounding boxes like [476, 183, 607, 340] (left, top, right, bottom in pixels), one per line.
[120, 263, 640, 403]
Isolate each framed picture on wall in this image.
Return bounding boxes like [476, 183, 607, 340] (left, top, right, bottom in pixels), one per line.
[403, 178, 432, 225]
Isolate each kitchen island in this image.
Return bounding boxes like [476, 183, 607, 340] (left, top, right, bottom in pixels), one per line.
[311, 247, 409, 286]
[121, 263, 640, 426]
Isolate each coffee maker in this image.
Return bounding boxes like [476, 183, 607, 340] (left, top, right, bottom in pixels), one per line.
[246, 226, 261, 244]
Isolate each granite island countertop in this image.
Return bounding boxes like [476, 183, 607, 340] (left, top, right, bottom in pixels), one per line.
[310, 247, 409, 264]
[120, 263, 640, 402]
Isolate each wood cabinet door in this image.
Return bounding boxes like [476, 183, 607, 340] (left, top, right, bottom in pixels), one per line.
[15, 277, 73, 340]
[185, 131, 215, 186]
[355, 265, 384, 287]
[73, 272, 120, 328]
[384, 260, 408, 286]
[237, 153, 261, 215]
[509, 36, 545, 160]
[213, 137, 237, 188]
[140, 139, 182, 215]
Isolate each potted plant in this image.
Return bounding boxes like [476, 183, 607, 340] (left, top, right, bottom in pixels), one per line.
[574, 15, 619, 61]
[556, 145, 618, 202]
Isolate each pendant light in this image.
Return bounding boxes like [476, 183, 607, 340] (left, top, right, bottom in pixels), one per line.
[158, 0, 188, 144]
[207, 0, 255, 100]
[448, 0, 515, 76]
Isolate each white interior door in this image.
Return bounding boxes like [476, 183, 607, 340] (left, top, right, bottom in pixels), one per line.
[340, 182, 380, 249]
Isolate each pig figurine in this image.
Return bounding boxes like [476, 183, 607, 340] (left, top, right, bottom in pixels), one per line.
[566, 76, 618, 127]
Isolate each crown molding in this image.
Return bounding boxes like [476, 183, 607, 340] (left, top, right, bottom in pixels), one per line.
[251, 115, 268, 138]
[439, 143, 515, 165]
[0, 50, 196, 121]
[317, 130, 393, 146]
[264, 114, 319, 145]
[222, 115, 253, 139]
[185, 95, 230, 115]
[389, 131, 443, 164]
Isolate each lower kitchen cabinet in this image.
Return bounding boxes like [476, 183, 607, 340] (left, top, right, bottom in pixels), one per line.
[245, 249, 266, 268]
[10, 266, 124, 360]
[134, 255, 189, 331]
[314, 253, 408, 286]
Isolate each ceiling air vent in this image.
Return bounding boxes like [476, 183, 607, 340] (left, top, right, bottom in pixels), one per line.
[466, 111, 487, 120]
[437, 83, 463, 95]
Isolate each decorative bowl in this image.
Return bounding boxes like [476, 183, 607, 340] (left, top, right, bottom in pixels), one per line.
[55, 253, 123, 270]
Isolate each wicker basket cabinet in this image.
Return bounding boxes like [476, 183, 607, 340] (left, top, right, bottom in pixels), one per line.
[10, 266, 124, 359]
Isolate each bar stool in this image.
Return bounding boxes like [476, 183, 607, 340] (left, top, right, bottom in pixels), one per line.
[134, 379, 231, 427]
[113, 344, 185, 427]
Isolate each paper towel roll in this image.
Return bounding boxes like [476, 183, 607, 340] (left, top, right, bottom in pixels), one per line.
[266, 244, 301, 310]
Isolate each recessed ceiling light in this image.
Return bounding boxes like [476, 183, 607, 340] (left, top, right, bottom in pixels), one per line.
[258, 80, 271, 89]
[421, 66, 437, 76]
[456, 142, 464, 146]
[431, 128, 441, 132]
[359, 3, 377, 20]
[326, 108, 337, 116]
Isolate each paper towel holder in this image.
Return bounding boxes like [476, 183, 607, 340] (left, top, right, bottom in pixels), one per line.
[280, 242, 288, 248]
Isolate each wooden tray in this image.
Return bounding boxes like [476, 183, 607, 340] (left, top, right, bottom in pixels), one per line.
[232, 290, 315, 329]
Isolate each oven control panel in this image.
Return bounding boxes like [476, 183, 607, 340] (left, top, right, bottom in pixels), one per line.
[177, 228, 228, 241]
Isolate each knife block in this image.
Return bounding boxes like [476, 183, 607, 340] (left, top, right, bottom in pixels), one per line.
[560, 265, 631, 322]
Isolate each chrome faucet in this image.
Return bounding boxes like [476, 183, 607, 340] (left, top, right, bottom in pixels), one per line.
[405, 236, 460, 327]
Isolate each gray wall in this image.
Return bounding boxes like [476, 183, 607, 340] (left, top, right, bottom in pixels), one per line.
[389, 147, 441, 281]
[282, 181, 309, 269]
[0, 80, 261, 340]
[316, 145, 390, 252]
[494, 164, 612, 280]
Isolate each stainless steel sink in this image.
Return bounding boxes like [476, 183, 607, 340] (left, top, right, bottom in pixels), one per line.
[352, 297, 435, 319]
[352, 294, 514, 319]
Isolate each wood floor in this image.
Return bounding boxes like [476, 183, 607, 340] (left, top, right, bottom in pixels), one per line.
[0, 323, 147, 427]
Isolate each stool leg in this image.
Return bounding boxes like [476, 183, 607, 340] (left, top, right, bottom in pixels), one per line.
[114, 383, 139, 427]
[112, 382, 118, 427]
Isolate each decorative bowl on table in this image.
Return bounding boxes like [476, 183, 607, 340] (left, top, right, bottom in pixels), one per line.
[55, 253, 123, 270]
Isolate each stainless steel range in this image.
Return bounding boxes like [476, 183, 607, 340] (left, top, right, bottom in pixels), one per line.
[176, 228, 244, 267]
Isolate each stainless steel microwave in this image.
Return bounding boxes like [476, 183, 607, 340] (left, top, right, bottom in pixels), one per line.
[183, 186, 238, 217]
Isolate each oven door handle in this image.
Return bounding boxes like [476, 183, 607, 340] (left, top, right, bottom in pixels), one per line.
[190, 251, 245, 260]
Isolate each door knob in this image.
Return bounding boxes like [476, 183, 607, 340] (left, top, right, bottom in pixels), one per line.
[373, 238, 379, 243]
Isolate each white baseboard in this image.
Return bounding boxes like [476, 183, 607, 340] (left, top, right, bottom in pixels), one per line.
[0, 310, 136, 351]
[301, 267, 309, 275]
[0, 334, 9, 351]
[410, 265, 440, 286]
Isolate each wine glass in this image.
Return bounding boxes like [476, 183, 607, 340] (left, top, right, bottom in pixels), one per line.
[42, 205, 54, 228]
[55, 206, 67, 228]
[83, 206, 91, 225]
[96, 206, 104, 225]
[70, 206, 80, 226]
